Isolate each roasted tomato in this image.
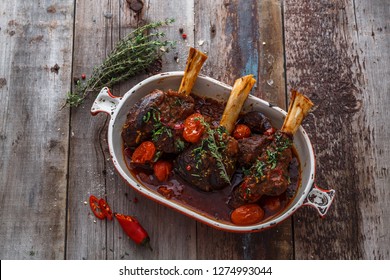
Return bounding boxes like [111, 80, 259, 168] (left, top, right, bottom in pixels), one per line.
[183, 113, 205, 143]
[232, 124, 251, 139]
[153, 160, 173, 182]
[230, 204, 265, 225]
[131, 141, 156, 164]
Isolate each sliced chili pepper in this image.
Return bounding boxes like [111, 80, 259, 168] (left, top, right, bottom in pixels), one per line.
[89, 195, 106, 220]
[131, 141, 156, 164]
[115, 213, 152, 251]
[98, 198, 113, 220]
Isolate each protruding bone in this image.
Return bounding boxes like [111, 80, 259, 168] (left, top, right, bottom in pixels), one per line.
[220, 75, 256, 135]
[281, 89, 314, 135]
[178, 47, 208, 96]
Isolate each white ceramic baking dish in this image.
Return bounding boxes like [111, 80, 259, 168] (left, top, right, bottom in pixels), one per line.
[91, 71, 335, 233]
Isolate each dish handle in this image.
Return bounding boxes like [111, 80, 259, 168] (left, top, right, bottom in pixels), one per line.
[302, 184, 335, 217]
[90, 87, 121, 116]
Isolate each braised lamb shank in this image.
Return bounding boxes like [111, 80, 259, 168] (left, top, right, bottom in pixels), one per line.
[229, 90, 314, 208]
[121, 48, 207, 154]
[175, 75, 256, 191]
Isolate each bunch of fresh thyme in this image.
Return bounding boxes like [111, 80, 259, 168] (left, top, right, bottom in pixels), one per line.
[66, 19, 175, 107]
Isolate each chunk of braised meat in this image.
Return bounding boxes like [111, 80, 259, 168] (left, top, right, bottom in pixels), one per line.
[121, 89, 195, 154]
[238, 111, 272, 134]
[229, 132, 293, 208]
[175, 127, 239, 192]
[193, 95, 226, 123]
[237, 135, 271, 167]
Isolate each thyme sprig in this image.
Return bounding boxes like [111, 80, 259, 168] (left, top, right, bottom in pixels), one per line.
[192, 119, 231, 184]
[66, 19, 175, 107]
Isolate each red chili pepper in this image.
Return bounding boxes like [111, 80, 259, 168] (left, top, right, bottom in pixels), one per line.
[115, 213, 152, 251]
[98, 198, 113, 220]
[89, 195, 106, 220]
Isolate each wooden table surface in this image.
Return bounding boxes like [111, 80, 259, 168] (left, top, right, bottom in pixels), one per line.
[0, 0, 389, 260]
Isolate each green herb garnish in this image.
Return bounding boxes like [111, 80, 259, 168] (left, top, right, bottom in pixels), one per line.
[266, 149, 278, 169]
[254, 160, 266, 177]
[66, 19, 175, 107]
[275, 133, 292, 152]
[175, 138, 185, 152]
[142, 111, 151, 123]
[192, 119, 231, 184]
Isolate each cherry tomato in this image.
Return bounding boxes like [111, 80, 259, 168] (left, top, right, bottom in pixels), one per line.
[115, 213, 152, 250]
[230, 204, 265, 226]
[89, 195, 106, 220]
[183, 113, 205, 143]
[232, 124, 251, 139]
[153, 160, 173, 182]
[98, 198, 113, 220]
[131, 141, 156, 164]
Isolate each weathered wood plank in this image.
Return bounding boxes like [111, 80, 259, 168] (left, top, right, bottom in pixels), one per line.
[66, 0, 115, 260]
[194, 0, 292, 259]
[347, 0, 389, 259]
[284, 0, 390, 259]
[67, 0, 197, 259]
[0, 0, 73, 259]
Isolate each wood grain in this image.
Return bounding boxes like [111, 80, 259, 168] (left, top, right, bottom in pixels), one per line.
[284, 0, 390, 259]
[0, 0, 73, 259]
[1, 0, 388, 261]
[348, 0, 390, 259]
[195, 0, 292, 259]
[66, 0, 116, 260]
